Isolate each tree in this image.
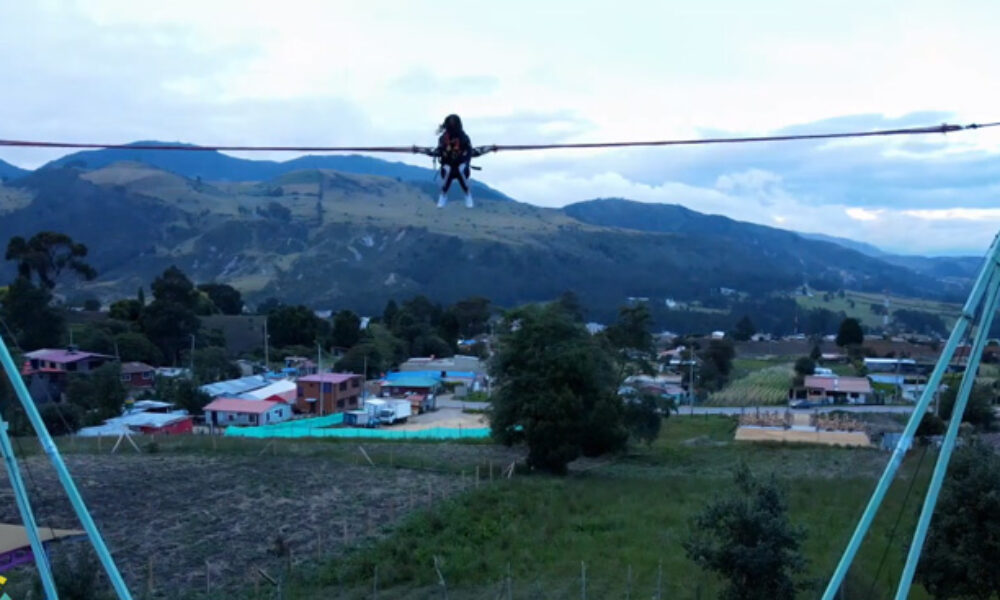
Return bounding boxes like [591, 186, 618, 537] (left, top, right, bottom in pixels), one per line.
[555, 290, 585, 322]
[114, 332, 163, 365]
[0, 277, 64, 349]
[732, 315, 755, 342]
[5, 231, 96, 289]
[810, 344, 822, 361]
[917, 440, 1000, 599]
[382, 299, 399, 325]
[267, 305, 330, 348]
[65, 363, 126, 424]
[448, 296, 492, 338]
[331, 310, 362, 349]
[151, 266, 198, 309]
[835, 317, 864, 347]
[198, 283, 244, 315]
[698, 338, 736, 391]
[108, 299, 142, 321]
[155, 376, 211, 415]
[605, 304, 653, 354]
[794, 357, 816, 377]
[140, 300, 200, 365]
[623, 393, 663, 446]
[490, 303, 625, 474]
[191, 347, 240, 383]
[938, 381, 995, 431]
[684, 464, 807, 600]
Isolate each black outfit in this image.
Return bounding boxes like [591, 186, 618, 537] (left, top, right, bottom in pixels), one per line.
[436, 130, 473, 193]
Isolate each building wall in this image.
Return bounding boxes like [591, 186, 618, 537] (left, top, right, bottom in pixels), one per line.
[207, 405, 290, 427]
[122, 371, 155, 389]
[139, 418, 193, 435]
[295, 377, 362, 414]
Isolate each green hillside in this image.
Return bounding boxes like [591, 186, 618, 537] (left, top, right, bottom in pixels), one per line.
[0, 162, 962, 319]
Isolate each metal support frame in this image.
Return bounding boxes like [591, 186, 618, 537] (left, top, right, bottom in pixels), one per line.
[823, 232, 1000, 599]
[893, 268, 1000, 598]
[0, 418, 59, 599]
[0, 334, 134, 599]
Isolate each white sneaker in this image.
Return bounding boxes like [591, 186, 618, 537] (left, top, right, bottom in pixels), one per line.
[464, 192, 474, 208]
[437, 193, 447, 208]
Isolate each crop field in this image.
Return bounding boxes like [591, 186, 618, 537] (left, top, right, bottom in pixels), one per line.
[794, 290, 961, 330]
[0, 420, 941, 600]
[706, 364, 794, 406]
[0, 436, 521, 599]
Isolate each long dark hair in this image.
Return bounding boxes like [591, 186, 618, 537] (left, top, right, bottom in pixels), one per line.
[437, 114, 463, 135]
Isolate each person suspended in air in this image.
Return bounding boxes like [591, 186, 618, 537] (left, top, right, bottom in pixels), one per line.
[434, 114, 474, 208]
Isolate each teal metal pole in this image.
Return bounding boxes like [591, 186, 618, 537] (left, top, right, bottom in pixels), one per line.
[821, 232, 1000, 600]
[0, 418, 60, 599]
[0, 334, 134, 599]
[893, 270, 1000, 599]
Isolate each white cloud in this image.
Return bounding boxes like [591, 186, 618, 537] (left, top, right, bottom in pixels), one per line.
[845, 208, 883, 222]
[2, 1, 1000, 255]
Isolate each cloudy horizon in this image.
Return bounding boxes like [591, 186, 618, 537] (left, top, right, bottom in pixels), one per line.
[3, 0, 999, 256]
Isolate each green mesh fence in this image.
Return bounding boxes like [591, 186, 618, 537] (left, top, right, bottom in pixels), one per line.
[222, 414, 490, 440]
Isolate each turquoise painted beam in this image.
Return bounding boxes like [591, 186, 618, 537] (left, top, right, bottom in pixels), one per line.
[893, 270, 1000, 599]
[0, 418, 60, 599]
[0, 334, 134, 599]
[822, 231, 1000, 600]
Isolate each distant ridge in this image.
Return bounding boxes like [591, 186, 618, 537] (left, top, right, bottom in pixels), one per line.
[40, 140, 507, 197]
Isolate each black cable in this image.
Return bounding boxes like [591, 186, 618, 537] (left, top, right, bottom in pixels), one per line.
[1, 121, 997, 155]
[865, 420, 930, 600]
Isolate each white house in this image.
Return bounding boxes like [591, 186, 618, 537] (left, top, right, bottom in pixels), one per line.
[203, 398, 290, 428]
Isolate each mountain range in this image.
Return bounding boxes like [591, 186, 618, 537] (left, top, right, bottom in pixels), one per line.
[0, 145, 979, 319]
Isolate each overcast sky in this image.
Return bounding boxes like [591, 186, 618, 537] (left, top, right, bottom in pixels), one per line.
[3, 0, 1000, 255]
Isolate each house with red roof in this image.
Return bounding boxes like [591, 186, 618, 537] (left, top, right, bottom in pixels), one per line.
[203, 398, 291, 428]
[295, 373, 362, 415]
[789, 375, 873, 405]
[120, 362, 156, 390]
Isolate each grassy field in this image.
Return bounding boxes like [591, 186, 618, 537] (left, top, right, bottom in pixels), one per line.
[283, 417, 935, 600]
[1, 421, 940, 599]
[794, 290, 961, 330]
[707, 364, 795, 406]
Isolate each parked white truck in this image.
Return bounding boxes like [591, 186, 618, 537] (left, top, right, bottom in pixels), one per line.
[364, 399, 412, 426]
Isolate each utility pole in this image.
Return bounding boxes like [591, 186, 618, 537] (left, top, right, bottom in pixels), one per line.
[318, 343, 324, 417]
[263, 318, 270, 373]
[688, 346, 695, 413]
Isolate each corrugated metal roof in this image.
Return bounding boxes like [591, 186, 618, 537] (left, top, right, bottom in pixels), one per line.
[238, 380, 297, 402]
[199, 375, 271, 398]
[381, 376, 440, 388]
[204, 398, 280, 414]
[298, 373, 358, 384]
[24, 348, 113, 364]
[121, 361, 155, 374]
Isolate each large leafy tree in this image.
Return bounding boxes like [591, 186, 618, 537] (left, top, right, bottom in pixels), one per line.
[605, 303, 654, 354]
[698, 338, 736, 392]
[140, 266, 200, 364]
[917, 440, 1000, 599]
[447, 296, 492, 338]
[66, 362, 127, 424]
[267, 305, 330, 348]
[938, 381, 995, 431]
[732, 315, 756, 341]
[684, 464, 807, 600]
[490, 303, 626, 474]
[5, 231, 96, 289]
[331, 309, 362, 349]
[197, 283, 244, 315]
[0, 277, 65, 349]
[836, 317, 864, 347]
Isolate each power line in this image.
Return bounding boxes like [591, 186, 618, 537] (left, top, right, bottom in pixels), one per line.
[0, 121, 997, 156]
